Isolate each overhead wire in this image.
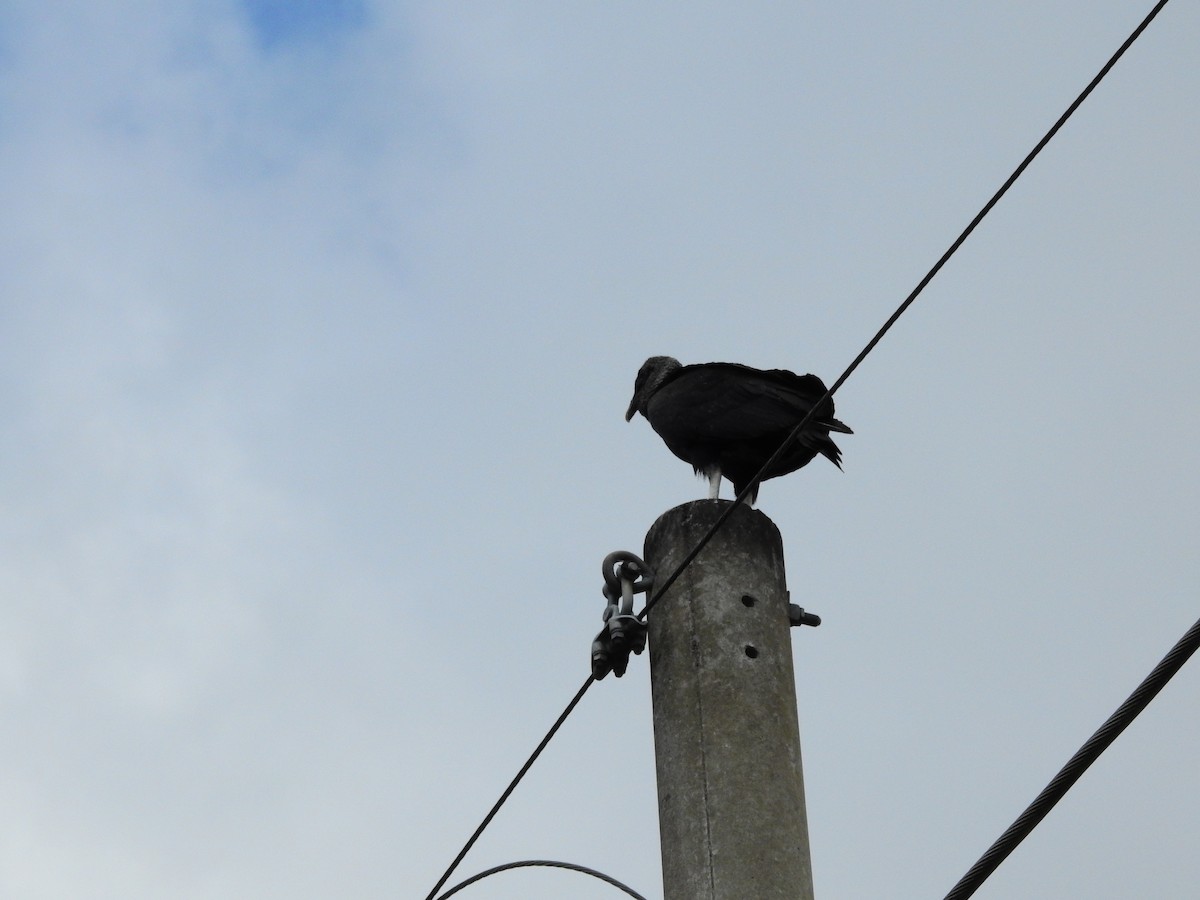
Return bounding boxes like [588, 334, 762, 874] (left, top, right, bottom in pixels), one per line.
[640, 0, 1173, 622]
[943, 613, 1200, 900]
[423, 2, 1173, 896]
[422, 676, 596, 900]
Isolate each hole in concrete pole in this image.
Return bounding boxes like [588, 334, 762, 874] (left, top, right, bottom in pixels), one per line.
[744, 645, 758, 659]
[741, 594, 756, 607]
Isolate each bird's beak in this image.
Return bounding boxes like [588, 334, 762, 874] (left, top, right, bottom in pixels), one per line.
[625, 398, 638, 421]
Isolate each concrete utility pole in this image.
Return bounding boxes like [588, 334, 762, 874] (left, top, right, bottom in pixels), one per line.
[645, 500, 815, 900]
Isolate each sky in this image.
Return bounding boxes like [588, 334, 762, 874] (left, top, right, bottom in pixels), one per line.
[0, 2, 1197, 898]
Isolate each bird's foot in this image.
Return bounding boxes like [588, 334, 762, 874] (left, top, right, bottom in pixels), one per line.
[707, 471, 722, 500]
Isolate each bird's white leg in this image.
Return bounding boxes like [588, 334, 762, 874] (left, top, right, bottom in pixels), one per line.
[707, 469, 722, 500]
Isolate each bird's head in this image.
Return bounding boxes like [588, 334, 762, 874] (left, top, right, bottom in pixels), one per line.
[625, 356, 682, 421]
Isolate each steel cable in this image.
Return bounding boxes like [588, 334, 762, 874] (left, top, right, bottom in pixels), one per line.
[434, 858, 649, 900]
[943, 614, 1200, 900]
[424, 3, 1172, 895]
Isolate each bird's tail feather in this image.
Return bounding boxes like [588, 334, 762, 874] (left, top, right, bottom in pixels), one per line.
[819, 443, 844, 470]
[797, 431, 845, 470]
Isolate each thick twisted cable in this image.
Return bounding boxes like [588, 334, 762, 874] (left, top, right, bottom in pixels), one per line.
[943, 614, 1200, 900]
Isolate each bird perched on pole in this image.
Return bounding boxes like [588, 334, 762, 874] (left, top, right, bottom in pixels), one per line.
[625, 356, 852, 504]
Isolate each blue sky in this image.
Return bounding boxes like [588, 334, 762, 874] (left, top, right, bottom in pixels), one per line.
[1, 3, 1197, 899]
[243, 0, 367, 49]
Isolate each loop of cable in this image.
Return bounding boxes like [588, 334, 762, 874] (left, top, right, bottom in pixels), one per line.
[433, 858, 649, 900]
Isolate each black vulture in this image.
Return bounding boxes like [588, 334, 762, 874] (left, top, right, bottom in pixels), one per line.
[625, 356, 852, 504]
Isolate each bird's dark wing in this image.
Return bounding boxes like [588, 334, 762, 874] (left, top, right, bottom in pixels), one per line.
[647, 364, 839, 442]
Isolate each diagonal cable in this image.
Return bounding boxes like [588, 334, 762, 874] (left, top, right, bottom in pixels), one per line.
[943, 613, 1200, 900]
[423, 3, 1171, 894]
[422, 677, 596, 900]
[640, 0, 1172, 622]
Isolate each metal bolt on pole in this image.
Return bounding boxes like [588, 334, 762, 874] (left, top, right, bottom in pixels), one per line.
[644, 500, 815, 900]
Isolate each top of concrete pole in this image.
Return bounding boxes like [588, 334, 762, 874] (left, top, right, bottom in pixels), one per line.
[646, 499, 785, 572]
[644, 499, 814, 900]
